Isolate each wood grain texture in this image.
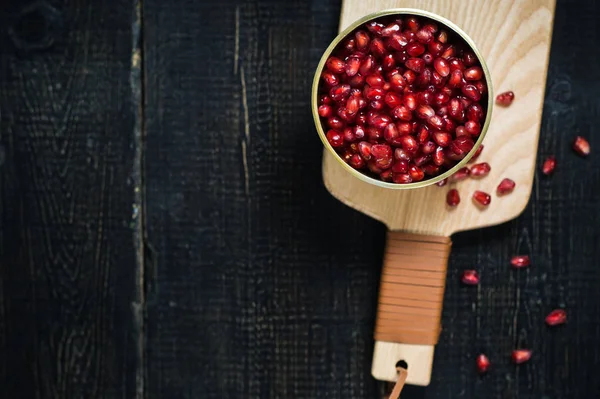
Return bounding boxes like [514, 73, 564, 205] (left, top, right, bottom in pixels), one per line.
[324, 0, 556, 236]
[0, 1, 140, 398]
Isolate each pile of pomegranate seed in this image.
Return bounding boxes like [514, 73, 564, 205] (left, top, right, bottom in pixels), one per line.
[318, 15, 488, 184]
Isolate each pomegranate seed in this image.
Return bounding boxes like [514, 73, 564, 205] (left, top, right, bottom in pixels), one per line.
[408, 164, 425, 181]
[406, 58, 425, 73]
[475, 80, 487, 95]
[381, 22, 401, 37]
[342, 127, 354, 142]
[348, 74, 365, 88]
[414, 154, 431, 166]
[384, 123, 399, 144]
[448, 98, 464, 121]
[349, 153, 365, 169]
[463, 66, 483, 81]
[466, 103, 484, 121]
[384, 92, 402, 109]
[342, 38, 355, 53]
[392, 105, 412, 121]
[461, 270, 480, 285]
[495, 90, 514, 106]
[389, 72, 406, 90]
[433, 146, 445, 165]
[437, 30, 448, 43]
[497, 178, 516, 195]
[447, 69, 463, 88]
[401, 135, 419, 153]
[462, 84, 481, 101]
[337, 107, 354, 122]
[371, 144, 393, 169]
[473, 190, 491, 206]
[431, 71, 446, 88]
[326, 130, 344, 148]
[382, 53, 396, 70]
[353, 125, 365, 140]
[366, 126, 381, 142]
[392, 160, 409, 174]
[356, 112, 367, 125]
[444, 117, 456, 132]
[355, 30, 370, 51]
[422, 52, 433, 65]
[321, 71, 339, 87]
[393, 173, 413, 184]
[380, 169, 393, 181]
[326, 57, 346, 74]
[345, 56, 361, 76]
[446, 189, 460, 206]
[428, 40, 444, 57]
[463, 51, 477, 66]
[359, 55, 376, 76]
[346, 97, 360, 115]
[573, 136, 590, 157]
[318, 105, 332, 118]
[394, 147, 412, 161]
[364, 86, 385, 101]
[436, 177, 448, 186]
[417, 104, 435, 119]
[396, 122, 413, 136]
[511, 350, 532, 364]
[367, 159, 383, 174]
[427, 115, 445, 130]
[368, 113, 392, 130]
[421, 141, 436, 155]
[370, 38, 386, 58]
[406, 42, 425, 57]
[510, 255, 530, 268]
[330, 84, 351, 103]
[416, 28, 433, 43]
[542, 156, 556, 175]
[416, 69, 432, 88]
[476, 354, 490, 374]
[364, 74, 383, 88]
[470, 162, 491, 177]
[465, 120, 481, 136]
[328, 116, 344, 130]
[449, 57, 465, 71]
[433, 57, 450, 77]
[358, 141, 372, 160]
[366, 21, 384, 36]
[452, 166, 470, 181]
[440, 44, 455, 59]
[545, 309, 567, 326]
[433, 131, 452, 147]
[404, 93, 418, 110]
[388, 33, 408, 50]
[417, 90, 433, 105]
[450, 137, 475, 157]
[403, 70, 417, 84]
[406, 16, 419, 32]
[434, 92, 450, 106]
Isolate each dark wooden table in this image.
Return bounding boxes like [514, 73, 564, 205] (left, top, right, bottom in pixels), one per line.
[1, 0, 599, 398]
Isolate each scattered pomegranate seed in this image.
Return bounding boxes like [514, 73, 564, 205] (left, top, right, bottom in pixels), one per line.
[476, 354, 490, 374]
[510, 255, 530, 268]
[470, 162, 491, 177]
[511, 349, 532, 364]
[317, 15, 488, 184]
[461, 270, 480, 285]
[497, 178, 516, 195]
[446, 189, 460, 206]
[572, 136, 590, 157]
[495, 91, 515, 106]
[541, 155, 556, 175]
[472, 190, 491, 206]
[545, 309, 567, 326]
[452, 167, 470, 181]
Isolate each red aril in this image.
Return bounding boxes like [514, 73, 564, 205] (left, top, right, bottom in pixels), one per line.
[381, 22, 401, 37]
[326, 56, 346, 74]
[318, 105, 332, 118]
[473, 190, 491, 206]
[545, 309, 567, 326]
[433, 131, 452, 147]
[497, 178, 515, 195]
[322, 71, 339, 87]
[470, 162, 491, 177]
[384, 92, 403, 108]
[573, 136, 590, 157]
[388, 33, 408, 50]
[408, 164, 425, 181]
[510, 255, 530, 268]
[496, 90, 514, 106]
[542, 156, 556, 175]
[463, 66, 483, 81]
[392, 160, 409, 173]
[384, 123, 399, 144]
[427, 115, 445, 130]
[358, 141, 372, 160]
[462, 84, 481, 101]
[406, 42, 426, 56]
[371, 144, 393, 169]
[433, 146, 445, 165]
[476, 354, 490, 374]
[406, 57, 425, 73]
[416, 104, 435, 119]
[401, 135, 419, 153]
[355, 30, 370, 50]
[326, 130, 344, 148]
[461, 270, 480, 285]
[463, 51, 477, 66]
[511, 350, 532, 364]
[349, 154, 365, 169]
[393, 173, 413, 183]
[345, 56, 361, 76]
[446, 189, 460, 206]
[433, 57, 450, 77]
[416, 28, 433, 43]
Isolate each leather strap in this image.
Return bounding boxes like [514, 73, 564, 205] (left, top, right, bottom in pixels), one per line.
[374, 231, 452, 345]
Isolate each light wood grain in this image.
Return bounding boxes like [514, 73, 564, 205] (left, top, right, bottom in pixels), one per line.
[325, 0, 556, 236]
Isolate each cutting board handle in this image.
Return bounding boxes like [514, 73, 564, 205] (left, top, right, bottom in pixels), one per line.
[372, 231, 451, 386]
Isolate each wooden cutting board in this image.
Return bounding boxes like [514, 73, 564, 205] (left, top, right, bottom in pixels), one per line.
[322, 0, 556, 387]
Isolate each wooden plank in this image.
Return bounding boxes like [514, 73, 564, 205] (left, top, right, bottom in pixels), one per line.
[0, 1, 140, 398]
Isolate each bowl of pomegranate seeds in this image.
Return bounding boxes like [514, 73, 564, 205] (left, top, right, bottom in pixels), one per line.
[312, 9, 493, 188]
